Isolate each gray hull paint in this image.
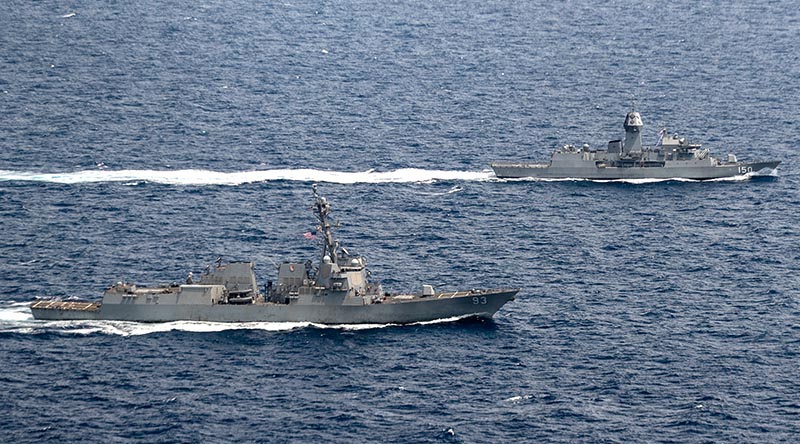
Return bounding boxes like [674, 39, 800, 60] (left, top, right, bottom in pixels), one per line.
[491, 160, 781, 180]
[31, 289, 517, 324]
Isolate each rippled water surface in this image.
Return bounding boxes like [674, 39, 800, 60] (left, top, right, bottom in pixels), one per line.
[2, 1, 799, 442]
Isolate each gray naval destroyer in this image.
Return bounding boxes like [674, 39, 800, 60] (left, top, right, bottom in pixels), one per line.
[491, 110, 780, 180]
[31, 186, 518, 324]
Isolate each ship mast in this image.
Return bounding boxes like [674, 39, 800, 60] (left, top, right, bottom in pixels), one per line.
[312, 184, 339, 265]
[622, 110, 644, 153]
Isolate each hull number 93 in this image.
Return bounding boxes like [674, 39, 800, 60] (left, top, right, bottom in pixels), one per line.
[472, 296, 487, 305]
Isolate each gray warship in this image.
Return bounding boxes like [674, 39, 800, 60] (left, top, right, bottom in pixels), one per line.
[491, 110, 780, 180]
[31, 186, 518, 324]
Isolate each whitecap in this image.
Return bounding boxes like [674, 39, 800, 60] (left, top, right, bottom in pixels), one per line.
[503, 394, 532, 403]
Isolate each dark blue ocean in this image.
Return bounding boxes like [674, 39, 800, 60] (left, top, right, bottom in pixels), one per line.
[2, 1, 799, 442]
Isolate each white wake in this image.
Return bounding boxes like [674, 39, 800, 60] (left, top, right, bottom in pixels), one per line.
[0, 302, 473, 336]
[0, 167, 773, 186]
[0, 168, 493, 186]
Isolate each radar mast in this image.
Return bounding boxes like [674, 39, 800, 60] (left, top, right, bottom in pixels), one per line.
[312, 184, 339, 265]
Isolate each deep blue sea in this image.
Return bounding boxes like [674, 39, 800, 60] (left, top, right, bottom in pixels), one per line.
[2, 1, 799, 442]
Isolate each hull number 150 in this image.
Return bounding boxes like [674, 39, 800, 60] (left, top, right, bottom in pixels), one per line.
[738, 166, 753, 174]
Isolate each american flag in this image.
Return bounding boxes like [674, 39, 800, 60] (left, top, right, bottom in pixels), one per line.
[656, 128, 667, 146]
[303, 231, 317, 240]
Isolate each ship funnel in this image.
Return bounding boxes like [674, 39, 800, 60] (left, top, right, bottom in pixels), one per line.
[622, 111, 643, 153]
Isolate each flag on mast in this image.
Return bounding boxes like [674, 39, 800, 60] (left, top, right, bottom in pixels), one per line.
[656, 128, 667, 146]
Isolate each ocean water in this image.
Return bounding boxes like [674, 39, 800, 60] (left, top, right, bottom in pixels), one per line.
[1, 0, 799, 442]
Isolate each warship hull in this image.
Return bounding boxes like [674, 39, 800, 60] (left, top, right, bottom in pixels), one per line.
[30, 289, 518, 324]
[30, 187, 519, 325]
[491, 160, 780, 180]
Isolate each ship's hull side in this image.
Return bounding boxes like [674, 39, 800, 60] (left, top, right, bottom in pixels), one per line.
[31, 289, 518, 324]
[491, 160, 780, 180]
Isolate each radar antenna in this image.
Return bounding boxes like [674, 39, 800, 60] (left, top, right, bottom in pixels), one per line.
[311, 184, 339, 265]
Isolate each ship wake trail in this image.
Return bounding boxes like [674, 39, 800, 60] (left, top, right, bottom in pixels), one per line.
[0, 301, 350, 335]
[0, 301, 474, 336]
[0, 168, 493, 186]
